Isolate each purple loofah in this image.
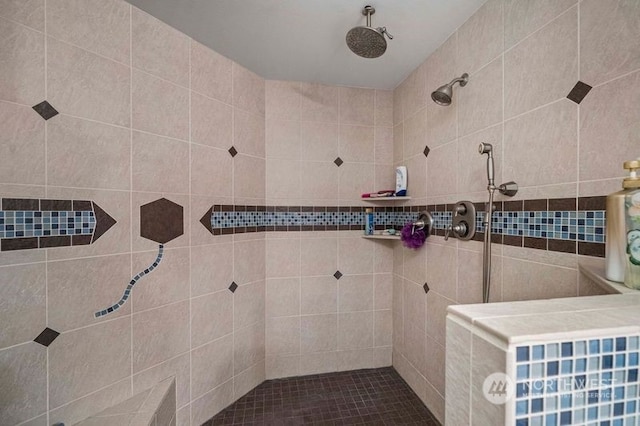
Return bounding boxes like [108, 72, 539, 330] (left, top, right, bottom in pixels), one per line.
[401, 222, 426, 249]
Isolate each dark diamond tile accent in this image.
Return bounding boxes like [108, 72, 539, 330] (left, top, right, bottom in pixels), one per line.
[32, 101, 59, 120]
[423, 282, 430, 293]
[228, 282, 238, 293]
[423, 145, 431, 157]
[333, 270, 343, 280]
[334, 157, 343, 167]
[207, 367, 440, 426]
[567, 81, 592, 104]
[34, 327, 60, 347]
[139, 198, 183, 244]
[228, 146, 238, 157]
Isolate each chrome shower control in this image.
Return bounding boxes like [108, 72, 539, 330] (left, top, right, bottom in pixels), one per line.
[444, 201, 476, 241]
[444, 222, 468, 241]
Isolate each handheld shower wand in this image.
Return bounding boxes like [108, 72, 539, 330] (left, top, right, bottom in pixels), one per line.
[479, 143, 495, 303]
[478, 143, 518, 303]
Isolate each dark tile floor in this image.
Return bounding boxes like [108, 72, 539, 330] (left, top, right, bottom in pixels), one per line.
[204, 367, 441, 425]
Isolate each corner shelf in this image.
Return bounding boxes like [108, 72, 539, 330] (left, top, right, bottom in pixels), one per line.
[362, 234, 401, 241]
[361, 196, 411, 202]
[578, 263, 638, 294]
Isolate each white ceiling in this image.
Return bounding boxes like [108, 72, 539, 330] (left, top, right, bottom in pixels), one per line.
[125, 0, 487, 90]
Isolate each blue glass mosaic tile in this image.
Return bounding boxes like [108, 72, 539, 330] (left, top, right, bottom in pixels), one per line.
[514, 335, 640, 426]
[0, 210, 95, 238]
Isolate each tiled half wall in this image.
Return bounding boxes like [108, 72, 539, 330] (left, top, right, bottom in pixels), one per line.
[514, 335, 640, 426]
[199, 195, 606, 257]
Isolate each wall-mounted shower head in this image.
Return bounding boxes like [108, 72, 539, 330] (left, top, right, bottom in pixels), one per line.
[346, 5, 393, 59]
[478, 142, 495, 186]
[431, 73, 469, 106]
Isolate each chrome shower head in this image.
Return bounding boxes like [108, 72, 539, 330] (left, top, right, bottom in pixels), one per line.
[346, 6, 393, 59]
[431, 73, 469, 106]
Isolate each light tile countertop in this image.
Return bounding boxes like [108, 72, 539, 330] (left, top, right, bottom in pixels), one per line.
[448, 264, 640, 346]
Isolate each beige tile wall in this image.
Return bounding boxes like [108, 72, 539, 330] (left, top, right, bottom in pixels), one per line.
[263, 82, 395, 378]
[2, 0, 638, 425]
[392, 0, 640, 422]
[0, 1, 265, 425]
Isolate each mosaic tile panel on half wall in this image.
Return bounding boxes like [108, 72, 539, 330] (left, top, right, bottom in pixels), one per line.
[199, 196, 607, 257]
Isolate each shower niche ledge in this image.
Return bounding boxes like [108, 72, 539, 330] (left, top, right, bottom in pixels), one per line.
[578, 262, 638, 294]
[361, 196, 411, 201]
[362, 233, 401, 240]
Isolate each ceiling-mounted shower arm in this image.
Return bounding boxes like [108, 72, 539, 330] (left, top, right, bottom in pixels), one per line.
[363, 5, 375, 26]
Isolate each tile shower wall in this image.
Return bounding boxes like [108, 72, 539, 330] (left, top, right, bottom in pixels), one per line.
[0, 1, 265, 425]
[392, 0, 640, 422]
[263, 81, 395, 379]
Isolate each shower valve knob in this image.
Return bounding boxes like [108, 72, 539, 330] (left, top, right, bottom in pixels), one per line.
[444, 222, 468, 241]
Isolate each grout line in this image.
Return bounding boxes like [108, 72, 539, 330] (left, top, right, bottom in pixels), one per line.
[576, 2, 582, 196]
[46, 376, 132, 413]
[0, 15, 44, 34]
[502, 4, 578, 57]
[501, 2, 506, 303]
[592, 67, 640, 89]
[43, 2, 50, 423]
[128, 3, 134, 399]
[187, 35, 193, 420]
[230, 60, 237, 404]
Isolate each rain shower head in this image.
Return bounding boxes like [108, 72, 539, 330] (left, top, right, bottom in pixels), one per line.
[346, 6, 393, 59]
[431, 73, 469, 106]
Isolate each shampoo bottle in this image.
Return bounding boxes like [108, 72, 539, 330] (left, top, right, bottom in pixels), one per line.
[365, 208, 374, 235]
[606, 160, 640, 282]
[623, 159, 640, 289]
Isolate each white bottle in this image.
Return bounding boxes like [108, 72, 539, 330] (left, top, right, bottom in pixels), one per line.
[395, 166, 407, 196]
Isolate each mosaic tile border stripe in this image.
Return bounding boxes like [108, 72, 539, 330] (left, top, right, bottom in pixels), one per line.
[201, 196, 607, 257]
[0, 198, 116, 251]
[514, 335, 640, 426]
